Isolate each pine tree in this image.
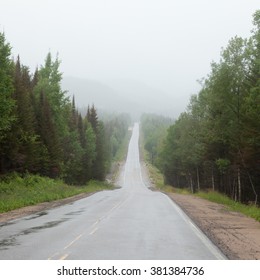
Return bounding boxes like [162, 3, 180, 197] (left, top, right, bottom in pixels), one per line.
[7, 57, 40, 173]
[87, 105, 98, 133]
[0, 32, 15, 137]
[92, 121, 106, 180]
[82, 120, 96, 182]
[37, 91, 61, 177]
[0, 33, 16, 173]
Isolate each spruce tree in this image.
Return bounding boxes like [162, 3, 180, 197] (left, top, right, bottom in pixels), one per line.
[8, 57, 39, 173]
[37, 91, 61, 177]
[0, 33, 16, 173]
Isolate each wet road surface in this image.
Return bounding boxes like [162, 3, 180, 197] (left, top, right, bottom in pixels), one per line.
[0, 123, 225, 259]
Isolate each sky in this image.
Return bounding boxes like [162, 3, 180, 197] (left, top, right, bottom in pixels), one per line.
[1, 0, 259, 117]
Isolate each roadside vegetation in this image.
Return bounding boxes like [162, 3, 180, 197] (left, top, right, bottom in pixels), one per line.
[195, 191, 260, 222]
[0, 173, 114, 213]
[0, 31, 131, 213]
[160, 11, 260, 205]
[141, 11, 260, 208]
[0, 32, 130, 185]
[141, 10, 260, 221]
[143, 150, 260, 222]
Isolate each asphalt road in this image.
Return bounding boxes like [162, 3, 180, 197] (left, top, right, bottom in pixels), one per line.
[0, 123, 225, 260]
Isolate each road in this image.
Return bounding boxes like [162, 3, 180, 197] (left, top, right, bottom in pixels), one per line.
[0, 123, 225, 260]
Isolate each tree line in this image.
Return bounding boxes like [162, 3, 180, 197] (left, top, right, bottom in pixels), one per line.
[142, 11, 260, 205]
[141, 113, 173, 165]
[0, 33, 130, 185]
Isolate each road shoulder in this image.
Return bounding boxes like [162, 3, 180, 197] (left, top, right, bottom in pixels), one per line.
[0, 192, 94, 224]
[167, 192, 260, 260]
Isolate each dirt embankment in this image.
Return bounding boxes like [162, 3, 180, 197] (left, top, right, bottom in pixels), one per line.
[167, 193, 260, 260]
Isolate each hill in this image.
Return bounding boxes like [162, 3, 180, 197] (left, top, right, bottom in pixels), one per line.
[62, 77, 179, 119]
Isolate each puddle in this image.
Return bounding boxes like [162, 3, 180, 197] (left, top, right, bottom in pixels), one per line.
[21, 219, 68, 235]
[0, 221, 15, 228]
[0, 237, 18, 250]
[25, 211, 48, 220]
[0, 218, 69, 251]
[65, 209, 85, 216]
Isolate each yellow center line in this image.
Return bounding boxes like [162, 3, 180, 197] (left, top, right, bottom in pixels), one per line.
[59, 253, 69, 260]
[89, 227, 98, 235]
[91, 220, 99, 228]
[64, 233, 83, 250]
[47, 252, 60, 260]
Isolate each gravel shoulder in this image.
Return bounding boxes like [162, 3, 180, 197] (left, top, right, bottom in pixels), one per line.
[167, 192, 260, 260]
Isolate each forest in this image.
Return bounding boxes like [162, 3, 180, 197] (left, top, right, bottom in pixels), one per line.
[0, 33, 130, 185]
[142, 10, 260, 205]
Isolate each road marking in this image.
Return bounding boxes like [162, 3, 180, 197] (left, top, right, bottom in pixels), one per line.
[64, 233, 83, 250]
[164, 193, 226, 260]
[110, 203, 120, 211]
[89, 227, 98, 235]
[91, 220, 99, 228]
[48, 252, 60, 260]
[59, 253, 69, 260]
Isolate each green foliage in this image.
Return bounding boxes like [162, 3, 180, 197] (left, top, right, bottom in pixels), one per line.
[0, 173, 114, 213]
[0, 32, 15, 139]
[160, 10, 260, 205]
[0, 34, 130, 189]
[196, 190, 260, 222]
[102, 112, 131, 162]
[215, 158, 231, 174]
[141, 113, 173, 166]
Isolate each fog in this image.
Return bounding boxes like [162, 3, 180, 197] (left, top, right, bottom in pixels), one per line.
[1, 0, 259, 118]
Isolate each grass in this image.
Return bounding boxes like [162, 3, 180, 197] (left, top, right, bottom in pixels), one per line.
[196, 190, 260, 222]
[0, 173, 114, 213]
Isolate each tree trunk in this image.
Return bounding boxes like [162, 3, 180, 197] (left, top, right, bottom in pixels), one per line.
[239, 149, 258, 205]
[237, 166, 242, 203]
[177, 174, 180, 188]
[211, 170, 215, 191]
[190, 173, 194, 193]
[196, 166, 200, 191]
[246, 170, 258, 205]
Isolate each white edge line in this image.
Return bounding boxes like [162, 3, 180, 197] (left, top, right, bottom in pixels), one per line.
[163, 193, 227, 260]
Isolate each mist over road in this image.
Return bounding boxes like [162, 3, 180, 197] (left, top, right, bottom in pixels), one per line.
[0, 123, 225, 259]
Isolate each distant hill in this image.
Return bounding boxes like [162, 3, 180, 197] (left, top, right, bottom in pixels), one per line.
[62, 76, 180, 119]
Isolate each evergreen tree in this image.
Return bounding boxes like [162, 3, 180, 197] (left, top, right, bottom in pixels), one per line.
[82, 120, 96, 182]
[0, 33, 15, 173]
[34, 52, 69, 138]
[86, 105, 105, 180]
[92, 121, 106, 180]
[37, 90, 61, 177]
[0, 35, 127, 186]
[8, 58, 40, 172]
[87, 105, 98, 133]
[0, 33, 15, 137]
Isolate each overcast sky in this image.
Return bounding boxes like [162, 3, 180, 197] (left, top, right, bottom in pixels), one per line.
[1, 0, 259, 115]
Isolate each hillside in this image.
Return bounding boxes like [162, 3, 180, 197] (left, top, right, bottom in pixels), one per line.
[62, 76, 180, 118]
